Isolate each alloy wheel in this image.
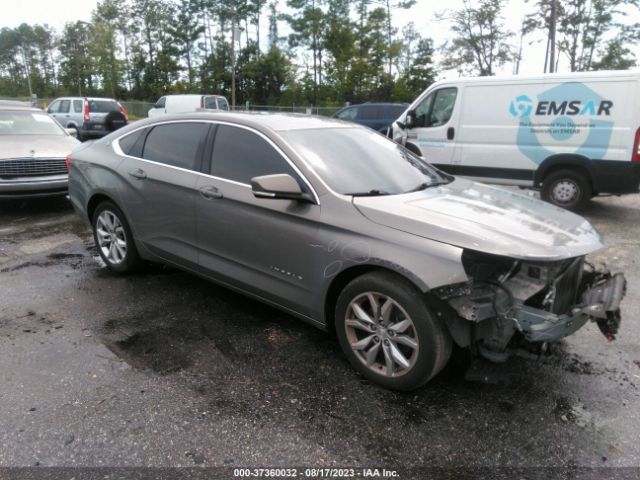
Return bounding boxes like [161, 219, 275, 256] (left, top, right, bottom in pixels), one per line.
[344, 292, 419, 378]
[96, 210, 127, 265]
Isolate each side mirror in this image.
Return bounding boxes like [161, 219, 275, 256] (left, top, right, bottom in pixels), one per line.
[66, 128, 78, 138]
[251, 174, 313, 203]
[404, 110, 416, 129]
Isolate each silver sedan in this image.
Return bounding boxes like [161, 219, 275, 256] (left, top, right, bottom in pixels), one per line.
[0, 102, 79, 197]
[68, 113, 626, 390]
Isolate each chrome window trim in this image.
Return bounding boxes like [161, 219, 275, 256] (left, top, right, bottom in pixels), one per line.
[112, 119, 320, 205]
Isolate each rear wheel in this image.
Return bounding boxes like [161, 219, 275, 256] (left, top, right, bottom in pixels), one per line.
[541, 169, 591, 211]
[92, 201, 141, 273]
[335, 271, 452, 391]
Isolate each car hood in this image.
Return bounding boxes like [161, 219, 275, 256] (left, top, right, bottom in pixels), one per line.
[353, 178, 603, 260]
[0, 135, 79, 159]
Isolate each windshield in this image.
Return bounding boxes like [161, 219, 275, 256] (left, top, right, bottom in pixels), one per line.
[280, 127, 451, 195]
[0, 111, 64, 136]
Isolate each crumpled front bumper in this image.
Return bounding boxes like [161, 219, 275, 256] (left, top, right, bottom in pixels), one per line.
[513, 272, 626, 343]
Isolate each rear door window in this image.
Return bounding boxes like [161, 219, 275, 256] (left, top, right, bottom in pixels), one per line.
[142, 122, 209, 171]
[210, 125, 298, 184]
[73, 100, 83, 113]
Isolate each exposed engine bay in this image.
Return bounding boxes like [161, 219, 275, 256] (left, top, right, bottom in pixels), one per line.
[433, 250, 626, 362]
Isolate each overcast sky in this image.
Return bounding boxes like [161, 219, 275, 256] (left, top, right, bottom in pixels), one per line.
[3, 0, 639, 78]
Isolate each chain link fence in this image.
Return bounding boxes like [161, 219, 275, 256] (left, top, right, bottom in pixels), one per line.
[1, 96, 340, 119]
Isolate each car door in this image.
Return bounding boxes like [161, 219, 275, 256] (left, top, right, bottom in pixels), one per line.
[48, 99, 70, 124]
[405, 87, 459, 169]
[115, 121, 210, 268]
[195, 123, 321, 316]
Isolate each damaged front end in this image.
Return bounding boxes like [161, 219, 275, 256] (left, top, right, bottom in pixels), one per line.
[433, 250, 626, 362]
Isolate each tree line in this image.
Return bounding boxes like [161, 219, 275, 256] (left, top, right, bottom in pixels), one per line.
[0, 0, 638, 107]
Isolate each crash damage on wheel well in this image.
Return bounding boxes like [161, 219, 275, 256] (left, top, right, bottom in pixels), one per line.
[431, 250, 626, 362]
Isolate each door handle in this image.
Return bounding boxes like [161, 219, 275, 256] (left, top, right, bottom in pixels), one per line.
[128, 168, 147, 180]
[447, 127, 455, 140]
[199, 185, 223, 200]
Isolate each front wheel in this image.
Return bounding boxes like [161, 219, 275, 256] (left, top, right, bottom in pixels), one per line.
[335, 271, 452, 391]
[92, 201, 141, 273]
[541, 169, 591, 211]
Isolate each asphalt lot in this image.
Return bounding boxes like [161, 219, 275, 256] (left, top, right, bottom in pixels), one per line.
[0, 192, 639, 477]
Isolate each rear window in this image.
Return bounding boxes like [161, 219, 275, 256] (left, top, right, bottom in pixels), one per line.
[142, 122, 209, 171]
[88, 100, 119, 113]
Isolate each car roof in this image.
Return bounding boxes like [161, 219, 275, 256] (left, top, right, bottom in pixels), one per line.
[132, 112, 356, 132]
[52, 97, 117, 101]
[342, 103, 408, 108]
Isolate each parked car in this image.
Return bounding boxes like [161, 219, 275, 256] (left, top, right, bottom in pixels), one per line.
[68, 113, 625, 390]
[0, 103, 80, 197]
[332, 103, 408, 132]
[47, 97, 128, 141]
[147, 94, 230, 117]
[390, 70, 640, 211]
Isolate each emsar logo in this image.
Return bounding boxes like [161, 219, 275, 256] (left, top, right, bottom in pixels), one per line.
[509, 95, 533, 119]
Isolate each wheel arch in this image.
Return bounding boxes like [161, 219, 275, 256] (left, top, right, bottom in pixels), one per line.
[323, 264, 428, 336]
[534, 154, 594, 189]
[404, 142, 422, 157]
[86, 192, 115, 223]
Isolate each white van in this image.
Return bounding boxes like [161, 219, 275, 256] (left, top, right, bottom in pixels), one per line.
[391, 71, 640, 210]
[147, 94, 229, 117]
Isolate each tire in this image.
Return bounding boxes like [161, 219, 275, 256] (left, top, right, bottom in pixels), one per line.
[92, 201, 141, 273]
[335, 271, 452, 391]
[73, 126, 82, 141]
[541, 169, 592, 211]
[104, 111, 127, 132]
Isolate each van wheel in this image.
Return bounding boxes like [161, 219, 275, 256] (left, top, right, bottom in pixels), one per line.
[541, 169, 591, 211]
[335, 271, 452, 391]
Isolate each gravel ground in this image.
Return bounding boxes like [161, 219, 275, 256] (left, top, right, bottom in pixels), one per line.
[0, 193, 638, 479]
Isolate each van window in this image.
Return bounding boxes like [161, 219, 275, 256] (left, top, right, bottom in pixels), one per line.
[155, 97, 166, 108]
[413, 88, 457, 128]
[204, 97, 217, 109]
[429, 88, 457, 127]
[143, 122, 208, 171]
[217, 97, 229, 111]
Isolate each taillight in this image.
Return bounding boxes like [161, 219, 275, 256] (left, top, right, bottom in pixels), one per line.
[83, 99, 90, 123]
[65, 154, 72, 171]
[633, 127, 640, 162]
[118, 102, 129, 121]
